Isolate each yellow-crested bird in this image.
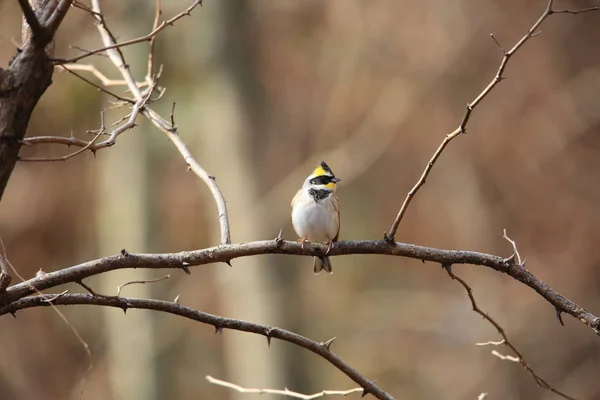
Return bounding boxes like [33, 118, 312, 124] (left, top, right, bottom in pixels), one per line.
[291, 161, 341, 274]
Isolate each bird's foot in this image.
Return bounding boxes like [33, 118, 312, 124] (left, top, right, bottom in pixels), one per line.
[298, 237, 309, 251]
[324, 239, 333, 255]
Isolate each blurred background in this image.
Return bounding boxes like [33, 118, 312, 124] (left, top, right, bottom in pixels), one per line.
[1, 0, 600, 399]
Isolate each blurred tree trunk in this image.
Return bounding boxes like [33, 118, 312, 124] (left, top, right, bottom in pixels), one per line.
[94, 4, 158, 397]
[95, 119, 158, 400]
[192, 1, 285, 396]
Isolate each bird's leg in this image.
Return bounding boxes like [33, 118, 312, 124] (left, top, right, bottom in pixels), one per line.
[298, 237, 309, 251]
[324, 239, 333, 255]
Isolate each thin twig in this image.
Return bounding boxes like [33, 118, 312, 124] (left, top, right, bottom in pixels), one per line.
[206, 376, 363, 399]
[551, 6, 600, 15]
[2, 294, 394, 400]
[87, 0, 231, 244]
[147, 0, 162, 82]
[385, 0, 558, 241]
[442, 264, 575, 400]
[0, 239, 93, 388]
[19, 124, 104, 162]
[59, 64, 144, 94]
[52, 0, 203, 64]
[116, 275, 170, 297]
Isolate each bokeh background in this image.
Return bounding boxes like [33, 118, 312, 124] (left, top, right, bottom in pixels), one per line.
[1, 1, 600, 399]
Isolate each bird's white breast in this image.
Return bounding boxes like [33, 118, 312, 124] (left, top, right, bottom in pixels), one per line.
[292, 191, 337, 242]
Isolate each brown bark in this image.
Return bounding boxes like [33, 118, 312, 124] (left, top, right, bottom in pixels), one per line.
[0, 0, 72, 201]
[0, 46, 53, 199]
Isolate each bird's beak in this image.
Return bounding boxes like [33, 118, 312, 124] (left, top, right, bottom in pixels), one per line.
[331, 177, 341, 183]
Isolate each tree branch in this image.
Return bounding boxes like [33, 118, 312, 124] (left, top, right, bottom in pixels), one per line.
[443, 265, 574, 400]
[0, 255, 11, 295]
[3, 240, 599, 335]
[0, 294, 395, 400]
[385, 0, 560, 241]
[17, 0, 49, 45]
[52, 0, 202, 64]
[205, 375, 363, 399]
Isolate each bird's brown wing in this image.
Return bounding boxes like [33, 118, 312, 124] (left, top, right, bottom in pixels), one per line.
[332, 193, 340, 242]
[291, 188, 304, 207]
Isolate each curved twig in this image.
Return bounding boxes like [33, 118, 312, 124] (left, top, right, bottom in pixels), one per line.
[3, 239, 599, 335]
[385, 0, 556, 241]
[87, 0, 231, 245]
[1, 294, 394, 400]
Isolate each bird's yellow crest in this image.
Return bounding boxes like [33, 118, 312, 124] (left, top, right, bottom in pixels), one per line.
[312, 161, 338, 190]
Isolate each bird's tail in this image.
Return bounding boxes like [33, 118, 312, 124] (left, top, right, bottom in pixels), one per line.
[313, 256, 333, 274]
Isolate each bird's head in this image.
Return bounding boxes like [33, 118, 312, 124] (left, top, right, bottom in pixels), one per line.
[304, 161, 340, 190]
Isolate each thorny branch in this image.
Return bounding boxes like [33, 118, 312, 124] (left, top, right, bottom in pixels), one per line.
[52, 0, 203, 64]
[384, 0, 597, 241]
[3, 240, 599, 336]
[442, 264, 575, 400]
[0, 294, 394, 400]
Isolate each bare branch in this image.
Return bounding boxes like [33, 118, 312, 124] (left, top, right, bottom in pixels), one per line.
[0, 255, 11, 294]
[45, 0, 74, 34]
[20, 93, 151, 160]
[206, 375, 363, 399]
[52, 0, 203, 64]
[442, 264, 575, 400]
[3, 239, 599, 335]
[85, 0, 231, 244]
[385, 0, 559, 241]
[0, 239, 93, 384]
[147, 0, 163, 82]
[19, 125, 104, 162]
[17, 0, 49, 45]
[551, 6, 600, 15]
[2, 294, 394, 400]
[116, 275, 170, 297]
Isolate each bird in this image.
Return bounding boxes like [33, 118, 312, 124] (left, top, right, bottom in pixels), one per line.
[291, 161, 341, 274]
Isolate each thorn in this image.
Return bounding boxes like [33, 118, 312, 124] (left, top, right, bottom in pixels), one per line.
[173, 294, 180, 303]
[421, 259, 425, 263]
[265, 327, 274, 347]
[186, 165, 191, 171]
[361, 388, 370, 398]
[10, 311, 16, 318]
[556, 309, 565, 326]
[215, 326, 223, 335]
[321, 337, 336, 350]
[208, 175, 216, 180]
[441, 264, 452, 272]
[503, 253, 516, 265]
[520, 258, 527, 268]
[181, 265, 191, 274]
[224, 260, 232, 267]
[121, 248, 129, 256]
[122, 307, 127, 314]
[274, 228, 284, 247]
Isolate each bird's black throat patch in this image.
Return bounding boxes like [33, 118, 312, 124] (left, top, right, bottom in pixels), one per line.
[308, 188, 332, 202]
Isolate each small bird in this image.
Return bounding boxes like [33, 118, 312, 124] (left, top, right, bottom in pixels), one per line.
[291, 161, 341, 274]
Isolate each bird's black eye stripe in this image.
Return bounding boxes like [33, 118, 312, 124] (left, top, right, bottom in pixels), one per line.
[310, 175, 334, 185]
